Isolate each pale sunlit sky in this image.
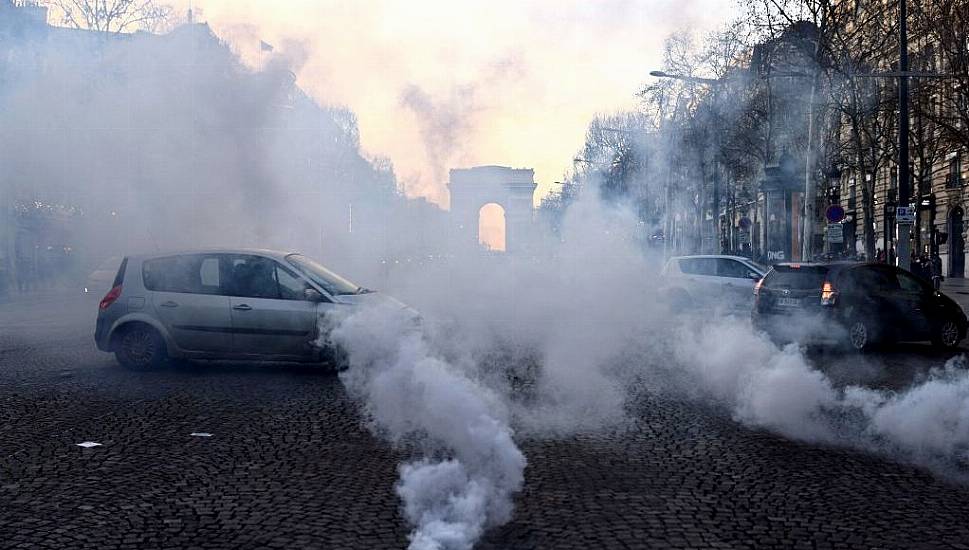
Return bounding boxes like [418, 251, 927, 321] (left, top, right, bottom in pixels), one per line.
[169, 0, 738, 209]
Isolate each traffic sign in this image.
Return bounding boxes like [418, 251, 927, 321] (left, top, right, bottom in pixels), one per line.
[825, 205, 846, 223]
[826, 223, 844, 243]
[896, 206, 915, 224]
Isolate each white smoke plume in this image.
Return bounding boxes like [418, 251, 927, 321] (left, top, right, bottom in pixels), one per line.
[322, 186, 969, 550]
[677, 319, 969, 471]
[324, 303, 526, 550]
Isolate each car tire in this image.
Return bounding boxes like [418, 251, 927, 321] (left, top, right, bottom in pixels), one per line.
[115, 324, 166, 370]
[846, 317, 877, 353]
[931, 318, 963, 350]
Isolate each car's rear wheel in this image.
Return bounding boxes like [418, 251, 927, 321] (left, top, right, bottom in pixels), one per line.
[931, 318, 962, 349]
[115, 324, 166, 370]
[846, 318, 876, 352]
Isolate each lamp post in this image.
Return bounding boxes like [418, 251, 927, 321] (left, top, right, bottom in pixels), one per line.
[897, 0, 912, 270]
[650, 69, 812, 256]
[649, 71, 724, 254]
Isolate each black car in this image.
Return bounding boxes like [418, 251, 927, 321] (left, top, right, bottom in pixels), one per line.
[752, 262, 967, 351]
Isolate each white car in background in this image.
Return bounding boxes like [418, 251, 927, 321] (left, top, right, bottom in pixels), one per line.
[660, 255, 768, 311]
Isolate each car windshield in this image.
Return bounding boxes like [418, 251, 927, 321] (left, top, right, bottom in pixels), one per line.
[286, 254, 361, 296]
[764, 266, 829, 290]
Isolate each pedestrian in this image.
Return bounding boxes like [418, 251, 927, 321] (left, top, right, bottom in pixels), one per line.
[931, 252, 944, 290]
[912, 253, 927, 280]
[876, 248, 885, 263]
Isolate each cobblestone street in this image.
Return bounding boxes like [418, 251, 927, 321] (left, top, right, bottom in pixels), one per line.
[3, 294, 969, 549]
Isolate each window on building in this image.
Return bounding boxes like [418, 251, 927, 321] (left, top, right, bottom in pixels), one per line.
[949, 154, 963, 188]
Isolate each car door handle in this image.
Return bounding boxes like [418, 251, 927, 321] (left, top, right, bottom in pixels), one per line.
[159, 301, 178, 308]
[233, 304, 252, 311]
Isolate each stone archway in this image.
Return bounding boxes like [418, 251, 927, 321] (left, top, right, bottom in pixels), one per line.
[448, 166, 536, 253]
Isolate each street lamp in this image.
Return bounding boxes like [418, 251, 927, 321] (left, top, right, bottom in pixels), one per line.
[649, 70, 731, 254]
[653, 68, 817, 259]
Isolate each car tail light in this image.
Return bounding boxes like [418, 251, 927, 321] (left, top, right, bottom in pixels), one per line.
[821, 281, 838, 306]
[100, 285, 122, 310]
[754, 278, 764, 296]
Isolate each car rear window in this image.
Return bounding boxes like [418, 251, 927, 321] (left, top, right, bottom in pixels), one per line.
[763, 265, 829, 290]
[112, 257, 128, 287]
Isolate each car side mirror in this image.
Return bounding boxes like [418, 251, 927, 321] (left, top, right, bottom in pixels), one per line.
[304, 288, 325, 302]
[748, 272, 761, 280]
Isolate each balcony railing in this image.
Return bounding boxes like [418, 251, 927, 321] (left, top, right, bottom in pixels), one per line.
[946, 173, 964, 189]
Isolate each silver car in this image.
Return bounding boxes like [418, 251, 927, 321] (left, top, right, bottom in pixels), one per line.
[95, 249, 394, 370]
[660, 254, 768, 310]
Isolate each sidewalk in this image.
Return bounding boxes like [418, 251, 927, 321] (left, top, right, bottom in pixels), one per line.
[941, 278, 969, 311]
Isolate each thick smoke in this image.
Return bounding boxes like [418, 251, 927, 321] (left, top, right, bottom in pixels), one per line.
[319, 180, 969, 548]
[680, 320, 969, 469]
[324, 302, 525, 550]
[0, 18, 434, 283]
[8, 12, 969, 550]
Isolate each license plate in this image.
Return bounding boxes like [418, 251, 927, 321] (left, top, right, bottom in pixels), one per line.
[777, 297, 800, 307]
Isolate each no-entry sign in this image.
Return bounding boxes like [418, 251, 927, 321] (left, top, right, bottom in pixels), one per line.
[825, 205, 846, 223]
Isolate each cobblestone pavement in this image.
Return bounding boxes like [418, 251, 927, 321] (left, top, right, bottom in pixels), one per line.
[3, 294, 969, 549]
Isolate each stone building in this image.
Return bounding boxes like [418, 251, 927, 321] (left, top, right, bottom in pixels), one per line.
[448, 166, 537, 254]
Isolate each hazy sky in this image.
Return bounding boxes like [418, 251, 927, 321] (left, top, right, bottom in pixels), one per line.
[170, 0, 738, 208]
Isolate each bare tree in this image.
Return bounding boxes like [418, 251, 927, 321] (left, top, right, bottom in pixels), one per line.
[913, 0, 969, 152]
[45, 0, 173, 34]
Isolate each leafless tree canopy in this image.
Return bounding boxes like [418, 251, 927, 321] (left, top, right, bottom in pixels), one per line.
[45, 0, 173, 34]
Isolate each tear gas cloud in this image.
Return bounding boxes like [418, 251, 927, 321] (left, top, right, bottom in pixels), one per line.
[6, 17, 969, 550]
[328, 188, 969, 548]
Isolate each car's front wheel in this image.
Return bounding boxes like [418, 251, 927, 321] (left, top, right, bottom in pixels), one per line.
[115, 324, 166, 370]
[931, 318, 963, 349]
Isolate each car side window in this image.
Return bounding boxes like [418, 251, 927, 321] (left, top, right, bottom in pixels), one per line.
[143, 254, 221, 295]
[896, 270, 927, 293]
[276, 262, 309, 300]
[865, 267, 900, 292]
[226, 255, 280, 299]
[840, 269, 864, 293]
[679, 258, 717, 276]
[717, 259, 749, 278]
[199, 257, 220, 291]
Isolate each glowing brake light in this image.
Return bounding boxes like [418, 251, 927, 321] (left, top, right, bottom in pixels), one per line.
[820, 281, 838, 306]
[100, 285, 122, 310]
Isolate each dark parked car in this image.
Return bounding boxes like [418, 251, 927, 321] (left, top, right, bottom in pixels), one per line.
[752, 262, 967, 351]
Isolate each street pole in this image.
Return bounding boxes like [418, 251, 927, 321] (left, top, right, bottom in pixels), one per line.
[650, 69, 813, 257]
[802, 11, 829, 264]
[896, 0, 912, 271]
[802, 72, 819, 262]
[712, 106, 721, 254]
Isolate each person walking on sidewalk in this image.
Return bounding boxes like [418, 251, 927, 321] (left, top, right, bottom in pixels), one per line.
[931, 252, 944, 291]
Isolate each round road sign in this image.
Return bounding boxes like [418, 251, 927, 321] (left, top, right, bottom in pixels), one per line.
[825, 205, 846, 223]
